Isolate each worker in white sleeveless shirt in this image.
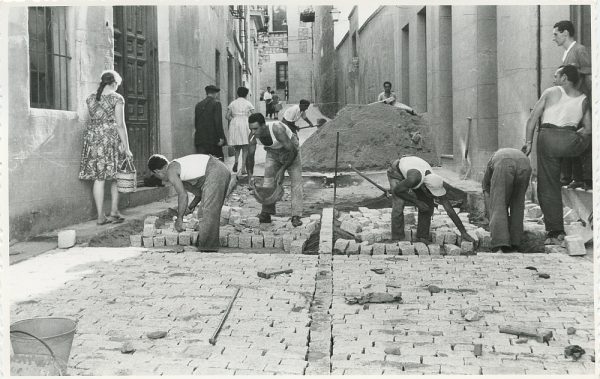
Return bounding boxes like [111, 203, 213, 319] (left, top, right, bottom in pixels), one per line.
[387, 156, 475, 244]
[247, 113, 303, 227]
[148, 153, 230, 251]
[522, 64, 591, 245]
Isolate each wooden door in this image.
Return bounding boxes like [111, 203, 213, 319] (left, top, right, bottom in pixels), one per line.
[113, 6, 159, 178]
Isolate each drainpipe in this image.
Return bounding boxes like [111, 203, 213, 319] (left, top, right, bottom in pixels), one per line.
[536, 5, 541, 98]
[244, 6, 250, 81]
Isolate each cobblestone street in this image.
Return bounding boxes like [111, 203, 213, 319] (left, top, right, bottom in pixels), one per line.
[10, 242, 594, 375]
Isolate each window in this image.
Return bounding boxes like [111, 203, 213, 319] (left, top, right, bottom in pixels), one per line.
[272, 6, 287, 32]
[276, 61, 288, 90]
[29, 7, 70, 110]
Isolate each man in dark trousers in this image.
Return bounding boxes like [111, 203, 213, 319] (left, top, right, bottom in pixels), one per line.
[194, 85, 226, 161]
[387, 156, 475, 244]
[281, 99, 314, 134]
[523, 64, 591, 245]
[553, 20, 592, 190]
[482, 148, 532, 253]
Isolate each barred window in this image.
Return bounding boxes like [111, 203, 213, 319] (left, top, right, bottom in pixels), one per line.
[29, 7, 70, 110]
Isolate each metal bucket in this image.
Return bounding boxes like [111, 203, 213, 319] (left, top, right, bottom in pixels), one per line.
[11, 318, 77, 375]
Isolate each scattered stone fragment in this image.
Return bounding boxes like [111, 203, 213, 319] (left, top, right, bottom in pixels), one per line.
[545, 245, 567, 254]
[428, 244, 441, 255]
[144, 216, 159, 226]
[525, 266, 537, 271]
[251, 234, 264, 248]
[567, 327, 577, 335]
[340, 220, 361, 235]
[359, 242, 373, 255]
[461, 307, 483, 321]
[444, 244, 461, 256]
[142, 224, 155, 237]
[372, 243, 386, 255]
[526, 205, 543, 219]
[333, 239, 349, 254]
[120, 341, 135, 354]
[413, 242, 428, 255]
[142, 237, 154, 248]
[474, 344, 483, 356]
[345, 292, 402, 305]
[147, 331, 167, 340]
[564, 345, 585, 361]
[385, 243, 399, 255]
[538, 273, 550, 279]
[257, 269, 293, 279]
[371, 268, 386, 275]
[346, 240, 360, 255]
[384, 347, 402, 355]
[427, 285, 442, 294]
[460, 241, 474, 255]
[515, 338, 528, 344]
[499, 325, 553, 343]
[290, 239, 307, 254]
[153, 235, 166, 247]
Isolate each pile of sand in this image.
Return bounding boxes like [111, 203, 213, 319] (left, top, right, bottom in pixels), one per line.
[301, 104, 439, 172]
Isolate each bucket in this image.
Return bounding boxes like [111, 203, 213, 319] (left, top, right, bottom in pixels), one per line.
[11, 318, 77, 374]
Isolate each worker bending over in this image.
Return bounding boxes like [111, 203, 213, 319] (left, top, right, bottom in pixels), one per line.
[387, 156, 475, 243]
[148, 154, 230, 251]
[281, 99, 314, 134]
[248, 113, 304, 227]
[482, 148, 532, 253]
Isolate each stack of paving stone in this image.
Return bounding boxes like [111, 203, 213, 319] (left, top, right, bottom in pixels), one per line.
[130, 209, 322, 254]
[334, 206, 490, 256]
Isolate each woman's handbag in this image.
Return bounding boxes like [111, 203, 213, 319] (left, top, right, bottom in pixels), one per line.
[116, 159, 137, 193]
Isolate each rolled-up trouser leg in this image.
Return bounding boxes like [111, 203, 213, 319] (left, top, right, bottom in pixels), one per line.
[508, 160, 532, 247]
[489, 160, 515, 249]
[387, 162, 406, 240]
[197, 158, 231, 249]
[288, 146, 303, 217]
[261, 150, 280, 215]
[414, 188, 434, 240]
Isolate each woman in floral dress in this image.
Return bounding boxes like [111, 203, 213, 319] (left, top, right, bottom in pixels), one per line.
[226, 86, 255, 174]
[79, 70, 133, 225]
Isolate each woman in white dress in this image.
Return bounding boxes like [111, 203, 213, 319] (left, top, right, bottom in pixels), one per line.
[226, 87, 255, 174]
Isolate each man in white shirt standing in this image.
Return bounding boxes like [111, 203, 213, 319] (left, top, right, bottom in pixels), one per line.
[263, 86, 273, 118]
[552, 20, 592, 190]
[281, 99, 314, 134]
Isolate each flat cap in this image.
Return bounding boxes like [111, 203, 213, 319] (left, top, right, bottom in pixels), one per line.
[205, 84, 220, 93]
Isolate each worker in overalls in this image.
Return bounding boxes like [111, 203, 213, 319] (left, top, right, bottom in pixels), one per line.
[148, 153, 230, 251]
[248, 113, 303, 227]
[387, 156, 475, 244]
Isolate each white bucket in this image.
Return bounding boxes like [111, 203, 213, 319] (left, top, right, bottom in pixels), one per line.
[564, 235, 586, 256]
[57, 230, 76, 249]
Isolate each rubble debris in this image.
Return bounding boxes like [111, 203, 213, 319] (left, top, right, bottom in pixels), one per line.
[564, 235, 586, 256]
[564, 345, 585, 361]
[499, 326, 553, 343]
[345, 292, 402, 305]
[384, 347, 402, 355]
[515, 338, 529, 344]
[567, 327, 577, 335]
[474, 344, 483, 356]
[461, 308, 483, 321]
[427, 285, 442, 294]
[147, 331, 168, 340]
[525, 266, 537, 271]
[538, 273, 550, 279]
[257, 269, 293, 279]
[120, 341, 135, 354]
[301, 103, 438, 171]
[371, 268, 386, 275]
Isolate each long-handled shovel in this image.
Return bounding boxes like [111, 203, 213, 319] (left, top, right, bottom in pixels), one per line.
[348, 164, 390, 198]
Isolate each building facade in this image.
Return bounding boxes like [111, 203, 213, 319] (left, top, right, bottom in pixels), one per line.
[326, 5, 591, 180]
[8, 5, 266, 240]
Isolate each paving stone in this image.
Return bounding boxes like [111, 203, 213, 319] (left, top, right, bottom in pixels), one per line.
[385, 243, 400, 255]
[227, 234, 239, 248]
[290, 239, 307, 254]
[283, 235, 294, 252]
[273, 236, 284, 249]
[359, 242, 373, 255]
[164, 231, 178, 246]
[142, 224, 156, 237]
[398, 242, 415, 255]
[178, 232, 191, 246]
[334, 239, 349, 254]
[130, 235, 142, 247]
[432, 231, 445, 245]
[190, 232, 199, 245]
[444, 232, 457, 245]
[372, 243, 386, 255]
[413, 242, 428, 255]
[262, 234, 275, 248]
[461, 241, 474, 254]
[346, 240, 359, 255]
[340, 220, 361, 235]
[239, 234, 253, 249]
[153, 235, 166, 247]
[444, 244, 461, 256]
[142, 237, 154, 247]
[251, 235, 264, 248]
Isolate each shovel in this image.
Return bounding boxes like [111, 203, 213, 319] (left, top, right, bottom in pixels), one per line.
[348, 164, 390, 198]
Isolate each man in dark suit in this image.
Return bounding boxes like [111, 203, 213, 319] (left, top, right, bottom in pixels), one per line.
[194, 85, 226, 161]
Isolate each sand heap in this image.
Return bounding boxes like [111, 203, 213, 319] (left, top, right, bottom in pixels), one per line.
[301, 103, 439, 172]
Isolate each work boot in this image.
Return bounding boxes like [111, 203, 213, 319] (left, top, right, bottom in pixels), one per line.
[544, 231, 565, 245]
[232, 162, 238, 173]
[291, 216, 303, 227]
[258, 212, 271, 224]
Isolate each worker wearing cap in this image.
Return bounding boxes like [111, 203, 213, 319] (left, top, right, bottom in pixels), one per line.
[281, 99, 314, 134]
[148, 153, 230, 251]
[387, 156, 475, 243]
[482, 148, 532, 253]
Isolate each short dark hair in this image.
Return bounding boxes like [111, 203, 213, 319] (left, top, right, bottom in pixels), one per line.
[299, 99, 310, 107]
[148, 154, 168, 171]
[237, 87, 249, 97]
[248, 112, 266, 125]
[558, 64, 580, 84]
[554, 20, 575, 37]
[383, 81, 392, 87]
